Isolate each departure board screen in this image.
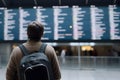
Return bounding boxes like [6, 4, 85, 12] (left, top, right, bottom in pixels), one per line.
[54, 7, 73, 40]
[90, 5, 110, 40]
[73, 6, 91, 40]
[0, 8, 4, 41]
[109, 5, 120, 40]
[37, 8, 54, 40]
[0, 5, 120, 42]
[19, 8, 36, 40]
[4, 9, 19, 40]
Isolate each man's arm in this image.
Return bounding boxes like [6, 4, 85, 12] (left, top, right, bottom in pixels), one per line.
[6, 48, 18, 80]
[47, 45, 61, 80]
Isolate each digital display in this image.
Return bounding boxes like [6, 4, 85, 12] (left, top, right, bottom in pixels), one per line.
[0, 8, 4, 41]
[73, 6, 91, 40]
[109, 5, 120, 40]
[37, 8, 54, 40]
[4, 9, 19, 40]
[54, 7, 73, 40]
[90, 5, 110, 40]
[19, 8, 36, 40]
[0, 5, 120, 42]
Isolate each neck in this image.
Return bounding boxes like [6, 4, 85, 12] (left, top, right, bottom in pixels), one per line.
[27, 39, 41, 43]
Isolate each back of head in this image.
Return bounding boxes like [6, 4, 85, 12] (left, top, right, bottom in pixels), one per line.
[27, 21, 44, 41]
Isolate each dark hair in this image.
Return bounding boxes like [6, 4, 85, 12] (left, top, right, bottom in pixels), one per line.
[27, 21, 44, 41]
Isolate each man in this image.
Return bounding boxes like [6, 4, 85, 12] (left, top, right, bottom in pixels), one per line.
[6, 21, 61, 80]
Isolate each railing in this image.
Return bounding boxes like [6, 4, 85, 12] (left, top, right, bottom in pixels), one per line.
[58, 56, 120, 70]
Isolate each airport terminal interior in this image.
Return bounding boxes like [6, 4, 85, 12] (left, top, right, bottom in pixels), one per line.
[0, 0, 120, 80]
[1, 42, 120, 80]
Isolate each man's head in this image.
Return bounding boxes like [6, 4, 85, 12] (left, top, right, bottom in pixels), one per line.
[27, 21, 44, 41]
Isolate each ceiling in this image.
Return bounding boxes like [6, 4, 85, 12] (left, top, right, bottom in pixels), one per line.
[0, 0, 120, 8]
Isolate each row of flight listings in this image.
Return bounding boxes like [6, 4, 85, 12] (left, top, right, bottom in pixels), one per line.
[0, 5, 120, 42]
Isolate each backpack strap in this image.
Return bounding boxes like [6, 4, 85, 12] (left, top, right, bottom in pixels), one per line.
[19, 44, 29, 56]
[39, 43, 47, 53]
[19, 43, 47, 56]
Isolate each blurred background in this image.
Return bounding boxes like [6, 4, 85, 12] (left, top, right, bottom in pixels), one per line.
[1, 42, 120, 80]
[0, 0, 120, 80]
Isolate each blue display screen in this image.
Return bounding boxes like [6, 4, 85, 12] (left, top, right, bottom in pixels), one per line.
[37, 8, 54, 40]
[0, 8, 4, 41]
[72, 7, 91, 40]
[4, 9, 19, 40]
[54, 7, 73, 40]
[0, 5, 120, 42]
[19, 8, 36, 40]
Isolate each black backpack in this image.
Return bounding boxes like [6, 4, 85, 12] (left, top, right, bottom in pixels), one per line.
[19, 43, 54, 80]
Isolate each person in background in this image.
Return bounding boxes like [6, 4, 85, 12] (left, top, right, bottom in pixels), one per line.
[6, 21, 61, 80]
[60, 49, 66, 64]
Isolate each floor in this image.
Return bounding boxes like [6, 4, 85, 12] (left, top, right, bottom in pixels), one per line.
[1, 66, 120, 80]
[1, 56, 120, 80]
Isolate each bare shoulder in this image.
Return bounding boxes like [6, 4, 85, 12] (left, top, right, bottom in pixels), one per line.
[11, 45, 23, 57]
[12, 46, 21, 53]
[45, 44, 56, 55]
[46, 44, 54, 49]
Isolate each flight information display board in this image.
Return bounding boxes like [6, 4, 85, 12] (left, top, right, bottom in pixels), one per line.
[54, 7, 73, 40]
[0, 5, 120, 42]
[0, 8, 4, 41]
[37, 8, 54, 40]
[73, 6, 91, 40]
[4, 9, 19, 40]
[90, 5, 110, 40]
[19, 8, 36, 40]
[109, 5, 120, 40]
